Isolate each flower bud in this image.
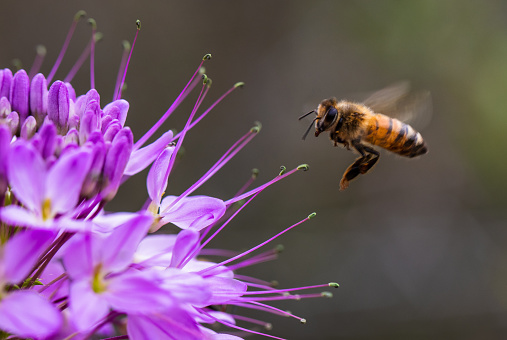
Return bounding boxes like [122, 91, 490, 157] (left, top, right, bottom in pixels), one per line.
[103, 99, 129, 126]
[20, 116, 37, 140]
[101, 127, 133, 201]
[0, 68, 13, 99]
[30, 73, 49, 125]
[0, 97, 11, 118]
[47, 81, 70, 133]
[9, 69, 30, 124]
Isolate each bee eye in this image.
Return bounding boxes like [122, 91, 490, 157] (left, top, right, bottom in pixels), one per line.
[324, 108, 338, 124]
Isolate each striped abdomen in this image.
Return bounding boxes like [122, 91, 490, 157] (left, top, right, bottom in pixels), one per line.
[365, 114, 427, 158]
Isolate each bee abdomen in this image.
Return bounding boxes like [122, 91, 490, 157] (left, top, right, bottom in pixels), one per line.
[366, 115, 427, 158]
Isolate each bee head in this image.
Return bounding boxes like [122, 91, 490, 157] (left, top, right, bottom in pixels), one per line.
[314, 98, 343, 137]
[299, 98, 343, 140]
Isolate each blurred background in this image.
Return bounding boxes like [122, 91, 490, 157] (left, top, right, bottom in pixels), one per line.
[2, 1, 507, 339]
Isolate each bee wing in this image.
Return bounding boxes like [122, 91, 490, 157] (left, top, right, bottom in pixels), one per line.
[364, 82, 432, 130]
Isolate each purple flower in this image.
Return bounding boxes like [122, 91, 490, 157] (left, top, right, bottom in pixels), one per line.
[0, 230, 62, 338]
[0, 11, 336, 340]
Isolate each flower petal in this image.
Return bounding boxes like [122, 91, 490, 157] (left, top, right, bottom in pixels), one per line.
[105, 270, 172, 313]
[69, 279, 110, 331]
[124, 130, 173, 176]
[205, 277, 247, 305]
[99, 213, 153, 272]
[169, 229, 200, 268]
[147, 146, 174, 203]
[160, 195, 226, 231]
[0, 290, 62, 338]
[46, 148, 92, 214]
[127, 309, 203, 340]
[8, 141, 46, 213]
[3, 229, 55, 283]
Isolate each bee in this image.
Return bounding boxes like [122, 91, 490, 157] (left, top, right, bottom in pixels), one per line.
[300, 83, 429, 190]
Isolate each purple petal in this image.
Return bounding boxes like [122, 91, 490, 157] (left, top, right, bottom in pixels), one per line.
[79, 106, 100, 144]
[124, 130, 173, 176]
[0, 125, 11, 193]
[99, 213, 153, 272]
[6, 110, 19, 135]
[69, 279, 110, 331]
[161, 268, 211, 307]
[20, 115, 37, 139]
[103, 119, 121, 142]
[205, 277, 247, 305]
[29, 73, 48, 124]
[127, 308, 203, 340]
[81, 138, 106, 198]
[102, 127, 133, 201]
[0, 96, 11, 117]
[8, 141, 46, 212]
[9, 69, 29, 123]
[170, 229, 200, 268]
[46, 148, 92, 214]
[103, 99, 129, 126]
[0, 290, 62, 338]
[135, 234, 177, 267]
[63, 232, 94, 279]
[3, 229, 55, 282]
[0, 68, 13, 99]
[47, 81, 70, 132]
[105, 270, 173, 313]
[37, 120, 57, 159]
[160, 195, 226, 231]
[147, 146, 175, 203]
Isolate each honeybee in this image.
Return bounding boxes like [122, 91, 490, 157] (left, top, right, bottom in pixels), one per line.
[300, 83, 429, 190]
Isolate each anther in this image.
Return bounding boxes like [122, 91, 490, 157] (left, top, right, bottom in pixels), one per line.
[36, 45, 47, 57]
[87, 18, 97, 30]
[251, 168, 259, 179]
[74, 10, 86, 21]
[12, 59, 23, 70]
[234, 81, 245, 88]
[321, 292, 333, 298]
[297, 164, 309, 171]
[202, 53, 212, 60]
[279, 166, 286, 175]
[274, 244, 284, 253]
[136, 20, 141, 30]
[328, 282, 340, 288]
[308, 212, 317, 219]
[300, 318, 307, 324]
[250, 121, 262, 133]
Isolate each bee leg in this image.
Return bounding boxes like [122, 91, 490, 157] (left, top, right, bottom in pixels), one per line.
[339, 143, 379, 190]
[358, 146, 380, 175]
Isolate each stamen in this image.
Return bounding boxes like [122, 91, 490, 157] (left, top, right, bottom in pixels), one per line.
[115, 20, 141, 100]
[228, 313, 272, 329]
[242, 283, 338, 296]
[171, 82, 245, 142]
[28, 45, 46, 79]
[47, 10, 86, 83]
[88, 18, 97, 89]
[225, 164, 309, 206]
[161, 80, 208, 195]
[197, 213, 315, 276]
[64, 32, 103, 83]
[133, 54, 211, 151]
[199, 309, 287, 340]
[113, 40, 131, 101]
[179, 188, 264, 269]
[166, 126, 259, 211]
[232, 301, 305, 321]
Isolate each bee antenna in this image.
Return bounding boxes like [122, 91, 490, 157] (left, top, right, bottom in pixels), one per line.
[298, 110, 316, 121]
[301, 117, 317, 140]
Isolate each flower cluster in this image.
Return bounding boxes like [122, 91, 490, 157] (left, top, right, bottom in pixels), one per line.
[0, 12, 337, 340]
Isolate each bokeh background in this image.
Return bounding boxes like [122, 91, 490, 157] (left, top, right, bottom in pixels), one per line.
[2, 1, 507, 339]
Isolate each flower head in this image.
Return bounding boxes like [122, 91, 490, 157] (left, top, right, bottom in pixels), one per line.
[0, 11, 336, 340]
